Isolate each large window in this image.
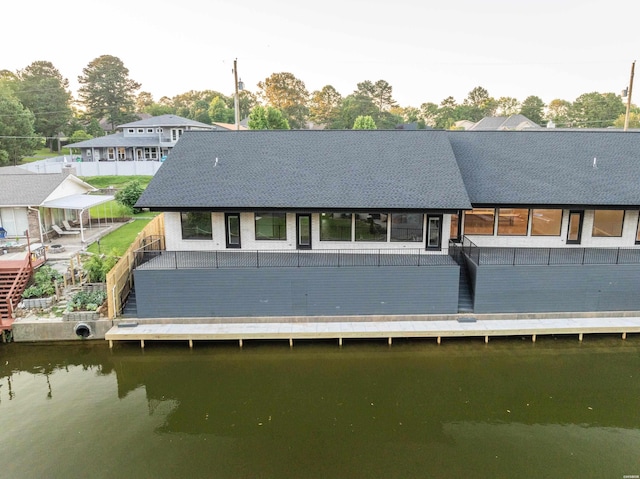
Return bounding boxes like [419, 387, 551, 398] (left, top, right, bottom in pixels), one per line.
[464, 208, 495, 235]
[497, 208, 529, 236]
[391, 214, 423, 242]
[181, 212, 212, 240]
[255, 212, 286, 240]
[531, 209, 562, 236]
[592, 210, 624, 237]
[355, 213, 387, 241]
[320, 213, 352, 241]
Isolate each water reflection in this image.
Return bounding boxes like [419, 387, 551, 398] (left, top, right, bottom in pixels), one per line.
[1, 338, 639, 479]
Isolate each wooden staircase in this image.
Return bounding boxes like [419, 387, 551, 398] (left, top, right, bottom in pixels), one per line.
[0, 257, 33, 330]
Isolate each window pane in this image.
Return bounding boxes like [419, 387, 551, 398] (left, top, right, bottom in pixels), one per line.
[427, 216, 441, 249]
[464, 208, 495, 235]
[531, 209, 562, 236]
[355, 213, 387, 242]
[497, 208, 529, 236]
[391, 213, 423, 242]
[636, 214, 640, 243]
[320, 213, 352, 241]
[181, 212, 212, 240]
[226, 214, 240, 246]
[255, 212, 286, 240]
[592, 210, 624, 237]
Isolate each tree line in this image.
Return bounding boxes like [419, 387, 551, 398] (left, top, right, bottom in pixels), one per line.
[1, 54, 638, 166]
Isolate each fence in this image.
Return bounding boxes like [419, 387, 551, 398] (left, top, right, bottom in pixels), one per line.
[106, 214, 165, 319]
[20, 158, 162, 176]
[135, 249, 456, 270]
[459, 236, 640, 265]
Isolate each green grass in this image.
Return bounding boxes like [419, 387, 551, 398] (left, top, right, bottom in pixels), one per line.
[82, 175, 153, 189]
[86, 218, 156, 256]
[21, 147, 73, 163]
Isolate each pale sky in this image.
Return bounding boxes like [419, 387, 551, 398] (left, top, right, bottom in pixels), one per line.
[3, 0, 637, 108]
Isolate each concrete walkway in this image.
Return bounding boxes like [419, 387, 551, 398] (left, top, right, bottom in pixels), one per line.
[105, 316, 640, 348]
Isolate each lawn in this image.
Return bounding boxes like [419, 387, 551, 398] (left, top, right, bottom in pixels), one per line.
[21, 146, 73, 163]
[82, 175, 154, 189]
[86, 218, 157, 256]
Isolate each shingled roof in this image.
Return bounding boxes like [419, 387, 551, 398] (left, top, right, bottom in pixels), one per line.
[136, 130, 471, 211]
[0, 168, 74, 206]
[448, 130, 640, 207]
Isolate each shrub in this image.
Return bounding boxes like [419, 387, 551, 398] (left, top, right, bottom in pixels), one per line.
[115, 180, 144, 214]
[83, 251, 119, 283]
[22, 265, 62, 299]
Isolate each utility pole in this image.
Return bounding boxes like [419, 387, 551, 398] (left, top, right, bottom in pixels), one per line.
[624, 60, 635, 132]
[233, 59, 240, 131]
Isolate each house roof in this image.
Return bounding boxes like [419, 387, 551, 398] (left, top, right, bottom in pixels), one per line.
[136, 130, 472, 211]
[66, 132, 163, 149]
[0, 170, 93, 206]
[469, 114, 540, 131]
[448, 130, 640, 207]
[118, 114, 215, 129]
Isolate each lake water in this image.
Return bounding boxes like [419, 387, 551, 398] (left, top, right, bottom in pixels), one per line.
[1, 336, 639, 479]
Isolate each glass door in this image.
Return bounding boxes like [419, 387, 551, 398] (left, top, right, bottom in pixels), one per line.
[296, 214, 312, 250]
[225, 213, 241, 248]
[567, 210, 583, 244]
[426, 215, 443, 250]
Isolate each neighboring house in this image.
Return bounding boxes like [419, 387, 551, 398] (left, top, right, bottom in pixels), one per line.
[468, 114, 540, 130]
[66, 114, 243, 163]
[0, 166, 113, 244]
[132, 129, 640, 319]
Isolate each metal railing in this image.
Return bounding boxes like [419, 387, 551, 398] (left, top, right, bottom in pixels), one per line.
[135, 248, 456, 270]
[459, 236, 640, 266]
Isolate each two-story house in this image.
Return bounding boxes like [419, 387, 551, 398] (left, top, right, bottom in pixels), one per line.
[67, 114, 244, 162]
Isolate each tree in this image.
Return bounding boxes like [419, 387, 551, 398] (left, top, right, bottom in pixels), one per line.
[68, 130, 93, 143]
[135, 91, 154, 112]
[238, 90, 258, 122]
[115, 180, 144, 213]
[495, 97, 520, 116]
[419, 102, 439, 128]
[0, 94, 39, 166]
[613, 107, 640, 129]
[309, 85, 342, 127]
[257, 72, 309, 129]
[353, 115, 376, 129]
[208, 96, 234, 123]
[15, 61, 72, 150]
[520, 96, 546, 125]
[355, 80, 398, 113]
[546, 99, 572, 127]
[248, 106, 290, 129]
[333, 93, 378, 129]
[569, 92, 625, 128]
[77, 55, 141, 130]
[463, 86, 497, 121]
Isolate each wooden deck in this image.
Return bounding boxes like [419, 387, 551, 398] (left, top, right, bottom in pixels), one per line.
[105, 316, 640, 348]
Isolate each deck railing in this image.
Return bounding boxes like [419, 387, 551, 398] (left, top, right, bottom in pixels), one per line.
[459, 236, 640, 266]
[135, 249, 456, 270]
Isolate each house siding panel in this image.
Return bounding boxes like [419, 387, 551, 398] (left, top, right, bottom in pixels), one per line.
[133, 266, 460, 318]
[472, 264, 640, 313]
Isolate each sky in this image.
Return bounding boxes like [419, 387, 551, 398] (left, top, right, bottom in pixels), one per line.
[3, 0, 638, 108]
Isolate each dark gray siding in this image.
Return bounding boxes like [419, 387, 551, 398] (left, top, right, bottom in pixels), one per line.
[472, 264, 640, 313]
[134, 266, 460, 318]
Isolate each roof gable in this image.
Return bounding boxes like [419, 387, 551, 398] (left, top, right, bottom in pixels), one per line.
[118, 114, 215, 129]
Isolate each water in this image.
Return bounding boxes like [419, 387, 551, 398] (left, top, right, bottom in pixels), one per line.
[1, 337, 639, 479]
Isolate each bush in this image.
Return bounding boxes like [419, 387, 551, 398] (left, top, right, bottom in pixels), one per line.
[22, 265, 62, 299]
[115, 180, 144, 214]
[83, 252, 119, 283]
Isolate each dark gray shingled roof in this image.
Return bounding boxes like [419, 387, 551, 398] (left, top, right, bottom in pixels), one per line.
[67, 132, 164, 149]
[448, 130, 640, 207]
[136, 130, 471, 211]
